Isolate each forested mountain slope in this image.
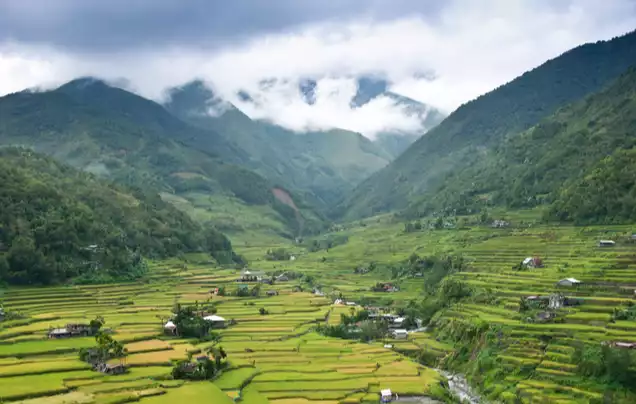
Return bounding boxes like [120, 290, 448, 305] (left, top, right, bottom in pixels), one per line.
[0, 79, 323, 239]
[340, 29, 636, 220]
[164, 81, 395, 212]
[0, 148, 238, 286]
[404, 67, 636, 224]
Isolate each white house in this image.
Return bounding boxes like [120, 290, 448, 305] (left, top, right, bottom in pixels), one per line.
[203, 315, 226, 328]
[346, 301, 357, 306]
[556, 278, 581, 287]
[391, 329, 408, 340]
[381, 388, 393, 403]
[598, 240, 616, 247]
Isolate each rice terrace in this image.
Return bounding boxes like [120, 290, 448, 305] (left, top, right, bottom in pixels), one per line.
[2, 208, 636, 404]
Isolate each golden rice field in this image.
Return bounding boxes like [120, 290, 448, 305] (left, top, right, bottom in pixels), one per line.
[0, 260, 445, 404]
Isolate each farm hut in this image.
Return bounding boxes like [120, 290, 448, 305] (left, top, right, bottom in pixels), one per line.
[381, 388, 393, 402]
[48, 328, 71, 338]
[384, 344, 393, 349]
[98, 363, 127, 375]
[164, 321, 177, 335]
[556, 278, 581, 287]
[598, 240, 616, 247]
[266, 290, 279, 296]
[290, 255, 296, 261]
[491, 219, 510, 228]
[391, 329, 408, 340]
[203, 314, 226, 328]
[276, 275, 289, 282]
[346, 301, 357, 306]
[0, 307, 5, 322]
[334, 299, 344, 305]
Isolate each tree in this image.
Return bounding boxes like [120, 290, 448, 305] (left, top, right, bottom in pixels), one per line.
[259, 307, 269, 315]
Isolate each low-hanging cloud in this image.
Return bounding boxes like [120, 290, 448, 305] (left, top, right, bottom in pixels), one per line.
[0, 0, 635, 138]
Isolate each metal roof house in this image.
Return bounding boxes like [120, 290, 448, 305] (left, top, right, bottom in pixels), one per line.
[203, 315, 226, 328]
[556, 278, 581, 287]
[598, 240, 616, 247]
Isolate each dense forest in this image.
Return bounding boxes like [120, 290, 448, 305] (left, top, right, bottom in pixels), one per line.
[340, 29, 636, 220]
[0, 79, 324, 237]
[403, 67, 636, 224]
[0, 148, 240, 285]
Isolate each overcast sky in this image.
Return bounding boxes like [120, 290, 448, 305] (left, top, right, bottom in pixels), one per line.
[1, 0, 635, 137]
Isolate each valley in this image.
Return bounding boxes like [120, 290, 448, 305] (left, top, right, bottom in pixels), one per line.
[2, 211, 636, 403]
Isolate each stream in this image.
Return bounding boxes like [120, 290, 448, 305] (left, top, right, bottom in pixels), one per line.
[437, 370, 483, 404]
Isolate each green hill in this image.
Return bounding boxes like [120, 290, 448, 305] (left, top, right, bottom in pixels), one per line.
[340, 29, 636, 220]
[405, 67, 636, 224]
[164, 81, 396, 212]
[0, 79, 324, 240]
[0, 147, 238, 286]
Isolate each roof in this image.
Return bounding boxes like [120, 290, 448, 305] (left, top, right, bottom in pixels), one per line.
[599, 240, 615, 243]
[393, 317, 405, 323]
[392, 329, 408, 334]
[381, 389, 392, 396]
[49, 328, 69, 334]
[164, 321, 177, 329]
[522, 257, 533, 264]
[203, 315, 225, 322]
[561, 278, 581, 283]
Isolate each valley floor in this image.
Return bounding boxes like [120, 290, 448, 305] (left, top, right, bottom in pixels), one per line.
[2, 209, 636, 403]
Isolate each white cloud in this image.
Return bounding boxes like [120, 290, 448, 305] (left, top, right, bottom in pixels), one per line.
[0, 0, 635, 138]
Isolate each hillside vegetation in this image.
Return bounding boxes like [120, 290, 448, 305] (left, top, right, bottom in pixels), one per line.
[165, 81, 402, 212]
[0, 148, 237, 285]
[0, 79, 324, 239]
[340, 29, 636, 220]
[405, 67, 636, 223]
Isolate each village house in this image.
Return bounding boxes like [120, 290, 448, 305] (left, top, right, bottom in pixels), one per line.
[345, 301, 357, 306]
[240, 270, 264, 282]
[381, 388, 393, 403]
[203, 315, 226, 329]
[266, 290, 279, 296]
[391, 329, 408, 340]
[522, 256, 544, 269]
[612, 341, 636, 349]
[389, 317, 406, 329]
[95, 363, 127, 375]
[491, 219, 510, 228]
[47, 323, 93, 339]
[598, 240, 616, 247]
[276, 274, 289, 282]
[556, 278, 581, 287]
[535, 311, 556, 322]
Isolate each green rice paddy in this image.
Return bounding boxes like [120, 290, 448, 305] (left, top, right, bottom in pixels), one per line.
[2, 209, 636, 403]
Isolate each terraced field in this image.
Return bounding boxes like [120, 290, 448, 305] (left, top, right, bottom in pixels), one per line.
[3, 209, 636, 403]
[0, 261, 445, 404]
[237, 210, 636, 403]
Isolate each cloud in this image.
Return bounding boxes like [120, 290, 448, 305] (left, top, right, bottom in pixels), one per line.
[0, 0, 635, 138]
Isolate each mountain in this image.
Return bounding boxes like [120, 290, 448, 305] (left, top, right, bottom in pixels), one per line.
[340, 30, 636, 220]
[404, 66, 636, 224]
[0, 147, 238, 285]
[0, 78, 321, 240]
[164, 80, 395, 212]
[301, 75, 446, 158]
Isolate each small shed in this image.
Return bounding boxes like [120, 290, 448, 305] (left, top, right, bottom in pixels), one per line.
[266, 290, 279, 296]
[380, 388, 393, 402]
[391, 329, 408, 340]
[556, 278, 581, 287]
[598, 240, 616, 247]
[522, 257, 543, 268]
[203, 315, 226, 328]
[346, 301, 357, 306]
